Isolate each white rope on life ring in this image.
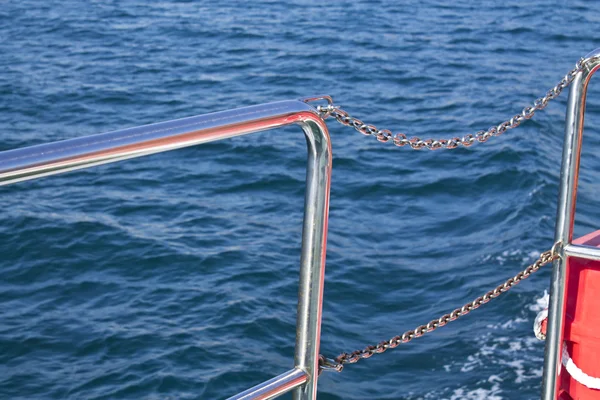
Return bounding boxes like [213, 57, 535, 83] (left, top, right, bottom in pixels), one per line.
[534, 304, 600, 390]
[562, 343, 600, 390]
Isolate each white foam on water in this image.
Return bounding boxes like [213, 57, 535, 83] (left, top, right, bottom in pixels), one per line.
[423, 375, 504, 400]
[485, 248, 547, 267]
[449, 385, 503, 400]
[433, 290, 551, 399]
[528, 183, 546, 198]
[486, 248, 535, 266]
[529, 290, 549, 312]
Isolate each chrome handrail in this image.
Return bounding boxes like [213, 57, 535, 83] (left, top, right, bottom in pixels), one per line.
[0, 99, 332, 400]
[542, 49, 600, 399]
[6, 49, 598, 398]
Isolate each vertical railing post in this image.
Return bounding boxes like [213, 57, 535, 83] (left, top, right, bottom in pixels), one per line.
[542, 49, 600, 400]
[292, 117, 332, 400]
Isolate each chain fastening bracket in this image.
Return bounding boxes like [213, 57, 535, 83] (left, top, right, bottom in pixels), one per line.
[318, 244, 561, 373]
[318, 355, 344, 375]
[300, 95, 333, 112]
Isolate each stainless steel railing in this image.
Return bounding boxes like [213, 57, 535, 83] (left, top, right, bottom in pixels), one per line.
[4, 48, 599, 398]
[542, 48, 600, 400]
[0, 99, 332, 400]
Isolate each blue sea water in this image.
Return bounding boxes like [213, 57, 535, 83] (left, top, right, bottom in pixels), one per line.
[2, 1, 600, 399]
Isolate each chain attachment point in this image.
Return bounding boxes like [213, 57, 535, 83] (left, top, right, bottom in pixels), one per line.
[318, 355, 343, 374]
[300, 96, 336, 119]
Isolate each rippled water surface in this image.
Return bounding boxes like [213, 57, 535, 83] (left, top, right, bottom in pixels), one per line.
[3, 1, 600, 399]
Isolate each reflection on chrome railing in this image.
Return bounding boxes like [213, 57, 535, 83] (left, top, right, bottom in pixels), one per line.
[542, 48, 600, 400]
[0, 99, 332, 400]
[9, 45, 599, 398]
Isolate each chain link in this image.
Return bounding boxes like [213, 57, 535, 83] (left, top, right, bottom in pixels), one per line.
[315, 59, 584, 150]
[318, 245, 561, 372]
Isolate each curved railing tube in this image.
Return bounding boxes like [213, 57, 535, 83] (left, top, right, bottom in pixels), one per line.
[0, 100, 332, 400]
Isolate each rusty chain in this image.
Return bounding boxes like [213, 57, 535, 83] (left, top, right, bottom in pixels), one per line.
[319, 244, 561, 373]
[311, 55, 596, 373]
[310, 59, 584, 150]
